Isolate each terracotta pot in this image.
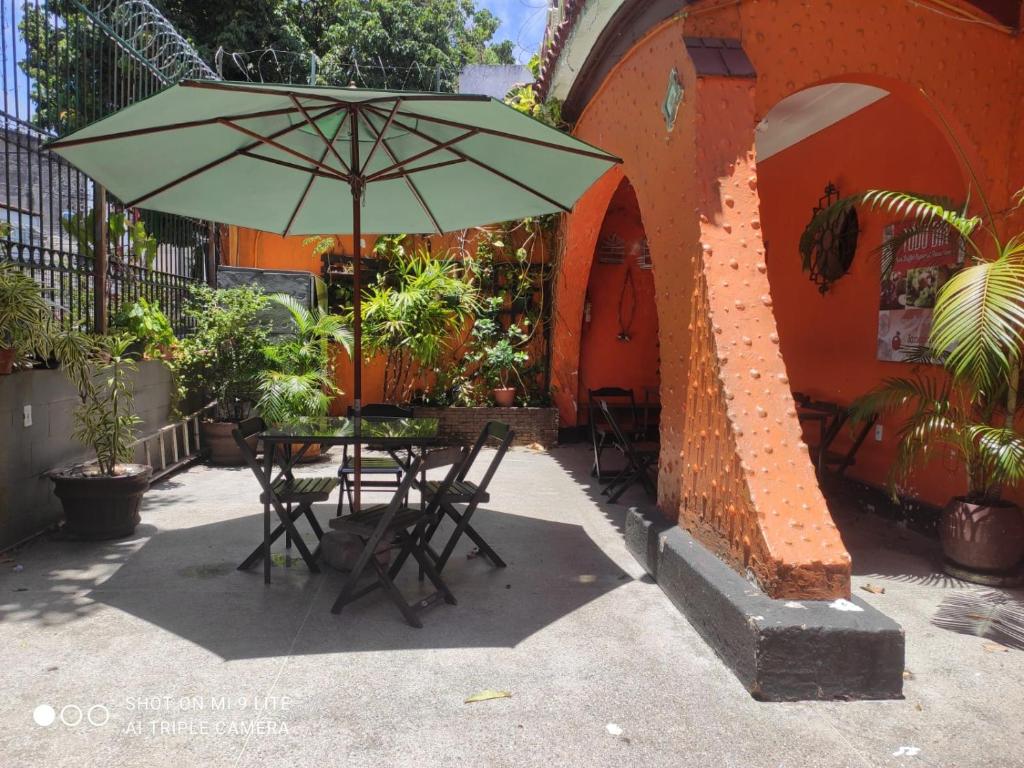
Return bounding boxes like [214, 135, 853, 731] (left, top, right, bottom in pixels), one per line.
[0, 347, 15, 375]
[200, 420, 255, 466]
[940, 497, 1024, 573]
[292, 443, 322, 462]
[492, 387, 516, 407]
[52, 464, 152, 540]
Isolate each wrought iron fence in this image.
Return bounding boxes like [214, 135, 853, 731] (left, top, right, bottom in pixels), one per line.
[1, 0, 216, 334]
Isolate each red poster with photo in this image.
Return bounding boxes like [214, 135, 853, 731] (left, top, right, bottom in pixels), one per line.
[877, 222, 962, 362]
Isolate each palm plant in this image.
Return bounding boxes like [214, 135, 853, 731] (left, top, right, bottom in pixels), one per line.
[257, 294, 352, 423]
[0, 260, 54, 367]
[806, 186, 1024, 502]
[357, 248, 479, 402]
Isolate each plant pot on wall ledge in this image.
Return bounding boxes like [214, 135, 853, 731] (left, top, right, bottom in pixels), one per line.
[52, 464, 152, 540]
[0, 347, 14, 374]
[940, 497, 1024, 581]
[492, 387, 516, 407]
[201, 420, 256, 466]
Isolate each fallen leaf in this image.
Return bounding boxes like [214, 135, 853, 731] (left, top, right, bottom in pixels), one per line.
[525, 443, 546, 452]
[861, 583, 886, 595]
[982, 642, 1008, 653]
[902, 669, 914, 680]
[464, 689, 511, 704]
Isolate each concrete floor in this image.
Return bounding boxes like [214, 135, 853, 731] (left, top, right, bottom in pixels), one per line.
[1, 445, 1022, 768]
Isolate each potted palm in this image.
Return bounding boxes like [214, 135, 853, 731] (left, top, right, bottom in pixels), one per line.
[49, 332, 150, 539]
[820, 188, 1024, 578]
[0, 261, 54, 374]
[174, 285, 270, 465]
[257, 293, 351, 457]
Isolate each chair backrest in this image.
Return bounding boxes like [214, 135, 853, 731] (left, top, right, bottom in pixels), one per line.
[588, 387, 636, 429]
[347, 403, 413, 419]
[459, 421, 514, 481]
[231, 418, 269, 488]
[599, 400, 639, 461]
[419, 446, 468, 518]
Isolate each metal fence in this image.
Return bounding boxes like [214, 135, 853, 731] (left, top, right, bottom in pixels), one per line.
[1, 0, 216, 333]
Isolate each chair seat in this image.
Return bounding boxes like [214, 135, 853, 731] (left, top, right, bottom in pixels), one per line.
[329, 503, 426, 537]
[423, 478, 489, 503]
[261, 475, 340, 504]
[339, 456, 404, 475]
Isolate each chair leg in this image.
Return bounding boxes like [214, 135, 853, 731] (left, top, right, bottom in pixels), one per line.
[370, 557, 423, 628]
[410, 543, 457, 606]
[336, 477, 347, 516]
[607, 466, 639, 503]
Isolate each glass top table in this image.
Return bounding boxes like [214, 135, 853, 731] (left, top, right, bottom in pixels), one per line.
[259, 416, 441, 448]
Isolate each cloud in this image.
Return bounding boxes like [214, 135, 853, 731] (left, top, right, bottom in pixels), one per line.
[477, 0, 549, 62]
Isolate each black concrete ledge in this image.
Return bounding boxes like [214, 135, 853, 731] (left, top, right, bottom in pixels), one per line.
[625, 508, 905, 702]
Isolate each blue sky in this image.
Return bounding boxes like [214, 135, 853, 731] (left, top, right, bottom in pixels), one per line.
[477, 0, 549, 63]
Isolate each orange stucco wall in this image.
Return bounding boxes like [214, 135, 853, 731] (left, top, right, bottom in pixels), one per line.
[550, 0, 1024, 598]
[759, 94, 971, 507]
[578, 179, 660, 407]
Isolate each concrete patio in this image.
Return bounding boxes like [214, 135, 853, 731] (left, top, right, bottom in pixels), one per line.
[1, 445, 1022, 767]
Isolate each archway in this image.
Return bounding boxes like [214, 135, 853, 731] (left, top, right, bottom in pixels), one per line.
[577, 177, 660, 432]
[756, 81, 970, 507]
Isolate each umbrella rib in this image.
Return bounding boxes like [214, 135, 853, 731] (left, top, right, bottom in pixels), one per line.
[46, 105, 315, 150]
[361, 112, 442, 234]
[288, 94, 351, 175]
[125, 103, 347, 209]
[389, 108, 620, 162]
[219, 119, 351, 182]
[365, 128, 477, 182]
[365, 105, 572, 214]
[360, 99, 401, 175]
[239, 150, 346, 182]
[370, 157, 466, 183]
[283, 113, 349, 236]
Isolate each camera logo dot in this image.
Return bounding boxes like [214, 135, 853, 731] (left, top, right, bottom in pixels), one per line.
[33, 705, 56, 727]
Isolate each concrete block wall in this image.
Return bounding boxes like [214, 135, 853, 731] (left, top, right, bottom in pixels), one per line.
[413, 407, 559, 447]
[0, 361, 172, 550]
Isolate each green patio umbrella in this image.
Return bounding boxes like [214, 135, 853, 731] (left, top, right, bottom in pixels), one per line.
[48, 80, 620, 507]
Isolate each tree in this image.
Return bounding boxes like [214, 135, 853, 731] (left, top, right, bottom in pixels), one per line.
[156, 0, 516, 89]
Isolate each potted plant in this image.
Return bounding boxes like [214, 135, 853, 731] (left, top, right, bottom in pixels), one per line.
[49, 332, 150, 539]
[481, 337, 529, 407]
[0, 261, 54, 374]
[257, 294, 351, 458]
[827, 188, 1024, 579]
[174, 284, 270, 465]
[110, 297, 177, 360]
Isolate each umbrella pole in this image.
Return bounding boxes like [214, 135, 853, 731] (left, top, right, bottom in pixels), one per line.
[352, 184, 362, 515]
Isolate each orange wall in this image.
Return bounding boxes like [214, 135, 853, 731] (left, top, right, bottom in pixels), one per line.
[578, 179, 660, 408]
[759, 95, 969, 507]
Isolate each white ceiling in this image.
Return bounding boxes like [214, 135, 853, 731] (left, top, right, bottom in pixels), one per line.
[755, 84, 889, 161]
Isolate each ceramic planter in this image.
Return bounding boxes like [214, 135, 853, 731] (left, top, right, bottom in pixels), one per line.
[52, 464, 152, 540]
[939, 497, 1024, 573]
[200, 420, 255, 466]
[492, 387, 516, 407]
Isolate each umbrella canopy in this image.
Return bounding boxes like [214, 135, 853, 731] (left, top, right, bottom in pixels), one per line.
[47, 80, 620, 236]
[48, 80, 620, 511]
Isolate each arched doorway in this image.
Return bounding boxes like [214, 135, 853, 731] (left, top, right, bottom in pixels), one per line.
[577, 177, 660, 435]
[756, 82, 969, 507]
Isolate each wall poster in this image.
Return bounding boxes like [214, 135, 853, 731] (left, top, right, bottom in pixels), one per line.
[877, 221, 962, 362]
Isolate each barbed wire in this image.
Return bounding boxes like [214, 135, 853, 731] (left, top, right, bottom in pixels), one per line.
[213, 46, 463, 91]
[83, 0, 219, 83]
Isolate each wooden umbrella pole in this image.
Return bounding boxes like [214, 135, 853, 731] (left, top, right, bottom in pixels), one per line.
[351, 104, 363, 515]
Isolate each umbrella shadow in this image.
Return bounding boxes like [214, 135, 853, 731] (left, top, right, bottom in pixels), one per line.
[47, 503, 633, 659]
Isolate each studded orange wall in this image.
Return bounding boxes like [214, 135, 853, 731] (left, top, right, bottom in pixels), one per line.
[551, 0, 1024, 598]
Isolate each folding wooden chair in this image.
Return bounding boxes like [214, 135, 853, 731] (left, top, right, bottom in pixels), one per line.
[329, 447, 465, 628]
[421, 421, 514, 574]
[588, 387, 637, 480]
[599, 401, 658, 503]
[336, 404, 413, 515]
[233, 418, 339, 583]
